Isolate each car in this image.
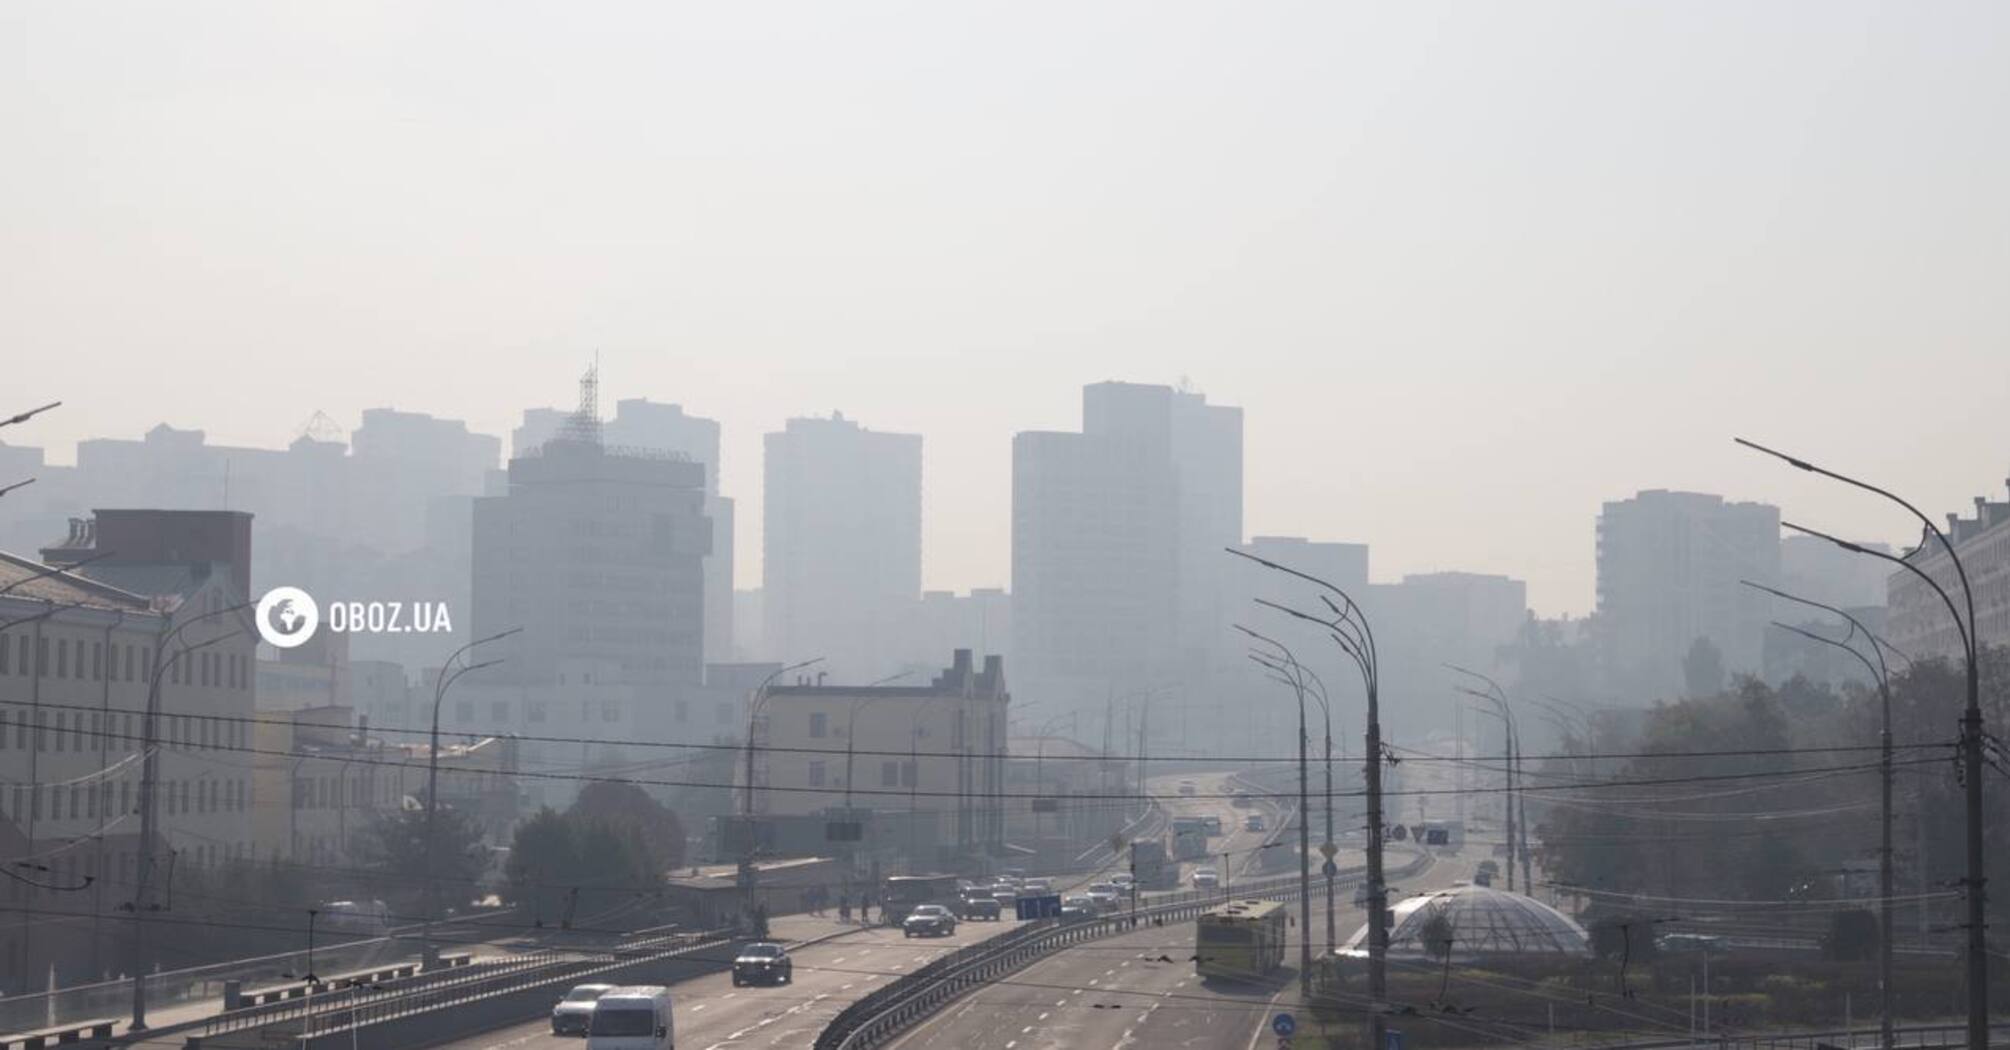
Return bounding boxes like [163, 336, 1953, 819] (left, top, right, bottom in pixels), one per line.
[991, 888, 1019, 910]
[1085, 882, 1121, 911]
[1244, 814, 1265, 832]
[959, 895, 1002, 921]
[731, 942, 792, 987]
[552, 983, 618, 1036]
[1192, 867, 1219, 889]
[1477, 860, 1500, 878]
[1003, 868, 1028, 881]
[1060, 895, 1097, 922]
[903, 903, 958, 937]
[1109, 872, 1135, 890]
[1202, 816, 1222, 835]
[1178, 779, 1197, 796]
[1021, 877, 1053, 895]
[1473, 870, 1493, 887]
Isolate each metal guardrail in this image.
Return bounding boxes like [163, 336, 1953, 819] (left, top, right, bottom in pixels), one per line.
[187, 926, 717, 1042]
[0, 910, 518, 1037]
[815, 845, 1434, 1050]
[1588, 1022, 2010, 1048]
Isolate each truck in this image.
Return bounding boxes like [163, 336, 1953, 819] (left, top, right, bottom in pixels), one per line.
[1130, 839, 1178, 890]
[1173, 824, 1209, 861]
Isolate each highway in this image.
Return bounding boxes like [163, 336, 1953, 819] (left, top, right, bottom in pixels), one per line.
[882, 772, 1474, 1050]
[420, 792, 1160, 1050]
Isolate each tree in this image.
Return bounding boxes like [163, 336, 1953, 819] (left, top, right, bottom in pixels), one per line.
[351, 806, 488, 916]
[1682, 637, 1725, 699]
[503, 804, 664, 930]
[1419, 905, 1457, 961]
[568, 781, 687, 874]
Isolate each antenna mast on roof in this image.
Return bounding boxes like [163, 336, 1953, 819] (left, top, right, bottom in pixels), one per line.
[558, 360, 603, 447]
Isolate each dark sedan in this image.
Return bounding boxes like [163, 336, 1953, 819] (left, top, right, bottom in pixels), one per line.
[731, 942, 793, 986]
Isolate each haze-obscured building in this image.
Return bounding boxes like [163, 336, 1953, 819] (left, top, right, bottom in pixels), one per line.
[762, 413, 922, 681]
[1013, 382, 1242, 741]
[1888, 475, 2010, 660]
[1595, 490, 1780, 701]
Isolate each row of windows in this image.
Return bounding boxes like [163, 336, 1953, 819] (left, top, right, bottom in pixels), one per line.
[0, 635, 251, 691]
[803, 759, 918, 788]
[1, 774, 248, 824]
[292, 773, 400, 810]
[0, 708, 248, 754]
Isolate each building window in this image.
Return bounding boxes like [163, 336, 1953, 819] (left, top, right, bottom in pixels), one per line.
[0, 635, 8, 673]
[603, 702, 620, 723]
[902, 761, 917, 787]
[528, 701, 546, 724]
[491, 701, 509, 723]
[56, 640, 68, 679]
[36, 637, 47, 676]
[809, 713, 828, 738]
[53, 713, 65, 753]
[808, 761, 826, 787]
[881, 761, 899, 787]
[92, 642, 102, 681]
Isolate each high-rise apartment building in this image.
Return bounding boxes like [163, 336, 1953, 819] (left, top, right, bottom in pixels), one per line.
[1595, 490, 1780, 700]
[762, 413, 922, 680]
[1887, 477, 2010, 661]
[1013, 382, 1242, 730]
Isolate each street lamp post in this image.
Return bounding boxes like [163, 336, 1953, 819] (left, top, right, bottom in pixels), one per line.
[129, 601, 253, 1031]
[1251, 648, 1337, 954]
[1745, 580, 1898, 1050]
[1230, 547, 1388, 1050]
[421, 627, 518, 967]
[739, 657, 824, 924]
[1238, 627, 1312, 999]
[1449, 666, 1528, 895]
[1736, 437, 1986, 1050]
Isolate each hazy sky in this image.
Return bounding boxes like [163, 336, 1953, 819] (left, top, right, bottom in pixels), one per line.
[4, 2, 2007, 616]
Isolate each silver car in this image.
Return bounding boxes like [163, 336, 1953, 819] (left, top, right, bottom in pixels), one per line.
[551, 983, 616, 1036]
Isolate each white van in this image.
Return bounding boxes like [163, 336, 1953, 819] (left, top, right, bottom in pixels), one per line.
[586, 986, 674, 1050]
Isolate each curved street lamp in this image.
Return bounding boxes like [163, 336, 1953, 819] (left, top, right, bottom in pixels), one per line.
[1736, 437, 1986, 1050]
[1229, 545, 1389, 1049]
[420, 626, 519, 965]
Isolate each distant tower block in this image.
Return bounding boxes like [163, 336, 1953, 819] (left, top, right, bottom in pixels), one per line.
[298, 410, 346, 444]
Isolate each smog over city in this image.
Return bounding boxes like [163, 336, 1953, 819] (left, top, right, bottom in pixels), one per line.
[3, 4, 2008, 1048]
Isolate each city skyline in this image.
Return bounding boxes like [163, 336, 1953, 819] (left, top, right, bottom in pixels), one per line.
[8, 3, 2010, 617]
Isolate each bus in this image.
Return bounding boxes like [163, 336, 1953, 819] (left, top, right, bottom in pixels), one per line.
[880, 874, 961, 924]
[1195, 899, 1288, 980]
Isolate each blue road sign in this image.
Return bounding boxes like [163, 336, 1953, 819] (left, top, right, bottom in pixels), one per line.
[1272, 1013, 1297, 1037]
[1322, 859, 1339, 877]
[1385, 1030, 1404, 1050]
[1017, 894, 1063, 920]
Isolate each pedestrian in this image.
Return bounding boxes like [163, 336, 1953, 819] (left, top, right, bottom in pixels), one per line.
[860, 894, 872, 924]
[839, 893, 851, 923]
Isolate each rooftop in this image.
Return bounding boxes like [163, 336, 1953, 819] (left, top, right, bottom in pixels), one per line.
[1342, 884, 1591, 959]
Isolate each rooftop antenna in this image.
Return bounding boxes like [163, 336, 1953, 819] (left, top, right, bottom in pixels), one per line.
[297, 411, 345, 444]
[557, 360, 603, 447]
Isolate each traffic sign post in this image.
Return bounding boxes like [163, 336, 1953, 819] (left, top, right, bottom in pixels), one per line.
[1272, 1013, 1297, 1037]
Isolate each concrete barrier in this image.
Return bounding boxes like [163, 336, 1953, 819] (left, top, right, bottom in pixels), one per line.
[2, 1018, 117, 1048]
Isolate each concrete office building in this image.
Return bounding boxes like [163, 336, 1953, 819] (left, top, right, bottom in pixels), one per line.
[1, 510, 260, 985]
[762, 413, 922, 681]
[1595, 490, 1781, 700]
[743, 650, 1009, 868]
[1013, 382, 1242, 738]
[514, 397, 738, 664]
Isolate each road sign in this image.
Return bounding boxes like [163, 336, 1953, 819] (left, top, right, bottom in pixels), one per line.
[1322, 859, 1339, 877]
[1319, 841, 1338, 859]
[1272, 1013, 1297, 1037]
[1017, 894, 1063, 920]
[1386, 1030, 1405, 1050]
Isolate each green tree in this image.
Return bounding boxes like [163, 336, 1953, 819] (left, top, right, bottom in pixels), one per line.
[503, 804, 664, 930]
[351, 806, 488, 916]
[567, 781, 687, 874]
[1682, 636, 1726, 698]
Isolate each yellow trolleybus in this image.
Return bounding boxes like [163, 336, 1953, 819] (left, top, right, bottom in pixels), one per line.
[1195, 898, 1288, 980]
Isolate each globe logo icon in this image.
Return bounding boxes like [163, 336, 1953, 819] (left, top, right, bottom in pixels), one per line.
[255, 586, 319, 648]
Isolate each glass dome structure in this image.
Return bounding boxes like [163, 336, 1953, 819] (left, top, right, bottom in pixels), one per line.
[1340, 883, 1591, 959]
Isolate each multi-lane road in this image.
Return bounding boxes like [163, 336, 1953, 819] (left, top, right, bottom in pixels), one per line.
[882, 772, 1473, 1050]
[424, 769, 1471, 1050]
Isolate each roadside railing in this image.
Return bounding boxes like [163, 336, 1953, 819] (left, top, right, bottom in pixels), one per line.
[1585, 1021, 2010, 1048]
